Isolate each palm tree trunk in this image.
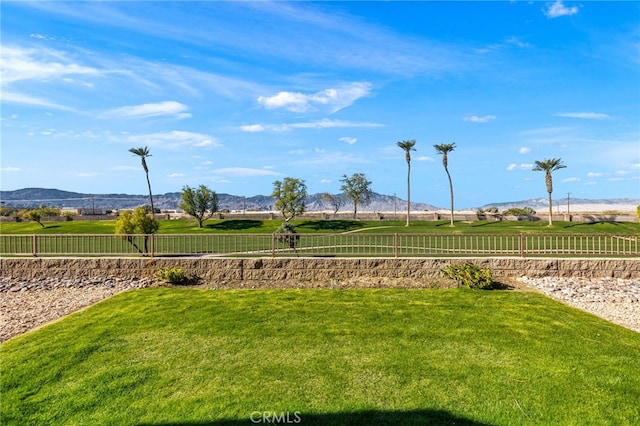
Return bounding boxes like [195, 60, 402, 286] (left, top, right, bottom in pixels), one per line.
[445, 167, 454, 226]
[145, 171, 155, 219]
[406, 161, 411, 226]
[547, 192, 553, 226]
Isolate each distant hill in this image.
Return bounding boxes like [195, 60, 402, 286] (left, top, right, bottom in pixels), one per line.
[0, 188, 437, 212]
[482, 197, 639, 213]
[1, 188, 636, 213]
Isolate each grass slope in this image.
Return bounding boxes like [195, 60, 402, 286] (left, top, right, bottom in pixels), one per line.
[2, 289, 639, 425]
[1, 218, 638, 235]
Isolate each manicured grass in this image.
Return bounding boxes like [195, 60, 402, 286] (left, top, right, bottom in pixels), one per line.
[2, 289, 639, 425]
[1, 218, 638, 235]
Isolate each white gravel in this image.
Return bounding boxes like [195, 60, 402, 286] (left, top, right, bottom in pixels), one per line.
[517, 276, 640, 333]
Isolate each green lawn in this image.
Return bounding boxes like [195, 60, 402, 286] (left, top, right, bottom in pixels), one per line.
[2, 289, 639, 425]
[2, 217, 638, 235]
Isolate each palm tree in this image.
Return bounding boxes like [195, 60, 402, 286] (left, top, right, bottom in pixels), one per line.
[129, 146, 155, 219]
[533, 158, 566, 226]
[434, 142, 456, 226]
[397, 139, 417, 226]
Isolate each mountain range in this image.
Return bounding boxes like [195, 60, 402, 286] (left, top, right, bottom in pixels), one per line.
[0, 188, 638, 213]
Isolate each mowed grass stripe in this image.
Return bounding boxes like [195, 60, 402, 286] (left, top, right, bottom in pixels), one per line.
[1, 289, 639, 425]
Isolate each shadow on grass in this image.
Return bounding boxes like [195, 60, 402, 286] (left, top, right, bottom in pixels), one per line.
[562, 220, 623, 229]
[297, 220, 363, 232]
[135, 408, 491, 425]
[206, 220, 264, 231]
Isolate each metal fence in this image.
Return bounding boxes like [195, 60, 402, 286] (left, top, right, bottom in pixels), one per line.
[1, 233, 638, 257]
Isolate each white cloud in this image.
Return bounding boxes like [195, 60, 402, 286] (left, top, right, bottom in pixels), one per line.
[339, 137, 357, 145]
[562, 177, 580, 183]
[464, 114, 496, 123]
[240, 124, 265, 133]
[544, 1, 579, 18]
[507, 163, 534, 171]
[556, 112, 610, 119]
[0, 45, 99, 84]
[284, 118, 383, 130]
[211, 167, 282, 177]
[587, 172, 604, 178]
[168, 173, 185, 178]
[102, 101, 190, 119]
[519, 147, 531, 154]
[0, 91, 75, 111]
[121, 130, 221, 150]
[257, 82, 372, 113]
[78, 172, 101, 177]
[416, 156, 435, 162]
[1, 167, 21, 172]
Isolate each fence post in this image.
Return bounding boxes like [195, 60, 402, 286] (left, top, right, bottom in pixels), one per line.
[394, 233, 398, 258]
[271, 233, 275, 258]
[519, 233, 524, 257]
[149, 234, 154, 258]
[32, 234, 37, 257]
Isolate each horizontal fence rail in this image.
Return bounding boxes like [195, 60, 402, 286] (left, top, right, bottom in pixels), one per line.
[1, 234, 638, 257]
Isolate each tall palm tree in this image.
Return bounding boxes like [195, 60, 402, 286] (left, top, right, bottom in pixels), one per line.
[533, 158, 566, 226]
[397, 139, 417, 226]
[434, 142, 456, 226]
[129, 146, 155, 219]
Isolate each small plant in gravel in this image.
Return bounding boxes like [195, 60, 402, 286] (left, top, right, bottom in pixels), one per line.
[155, 267, 186, 284]
[442, 262, 493, 289]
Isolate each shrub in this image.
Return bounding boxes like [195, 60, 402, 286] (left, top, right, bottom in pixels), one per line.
[156, 267, 186, 284]
[274, 222, 300, 250]
[442, 262, 493, 289]
[502, 207, 536, 216]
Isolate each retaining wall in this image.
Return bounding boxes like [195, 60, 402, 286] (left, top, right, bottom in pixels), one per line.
[1, 257, 638, 285]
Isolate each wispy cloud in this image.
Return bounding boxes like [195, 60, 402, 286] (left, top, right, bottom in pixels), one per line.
[0, 91, 76, 111]
[556, 112, 610, 119]
[506, 163, 534, 171]
[339, 137, 358, 145]
[519, 147, 531, 154]
[464, 114, 496, 123]
[257, 82, 372, 113]
[0, 45, 100, 84]
[241, 119, 384, 132]
[544, 1, 579, 18]
[211, 167, 282, 177]
[101, 101, 191, 120]
[120, 131, 221, 150]
[240, 124, 265, 133]
[1, 167, 22, 172]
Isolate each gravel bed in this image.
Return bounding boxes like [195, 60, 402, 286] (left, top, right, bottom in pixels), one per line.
[517, 276, 640, 333]
[0, 277, 153, 342]
[1, 276, 638, 342]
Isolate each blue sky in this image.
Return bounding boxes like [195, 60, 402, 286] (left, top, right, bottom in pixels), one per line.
[1, 1, 639, 208]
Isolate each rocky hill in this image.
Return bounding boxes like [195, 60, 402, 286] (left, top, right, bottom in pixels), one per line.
[0, 188, 437, 212]
[1, 188, 637, 213]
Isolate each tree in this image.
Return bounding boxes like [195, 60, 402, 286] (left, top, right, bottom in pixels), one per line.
[533, 158, 566, 226]
[22, 209, 45, 228]
[340, 173, 373, 219]
[271, 177, 308, 222]
[321, 192, 343, 217]
[434, 142, 456, 226]
[179, 185, 219, 228]
[397, 139, 417, 226]
[115, 207, 159, 254]
[129, 146, 155, 219]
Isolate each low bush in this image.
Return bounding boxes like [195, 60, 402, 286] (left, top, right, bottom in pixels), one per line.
[156, 267, 186, 284]
[442, 262, 493, 289]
